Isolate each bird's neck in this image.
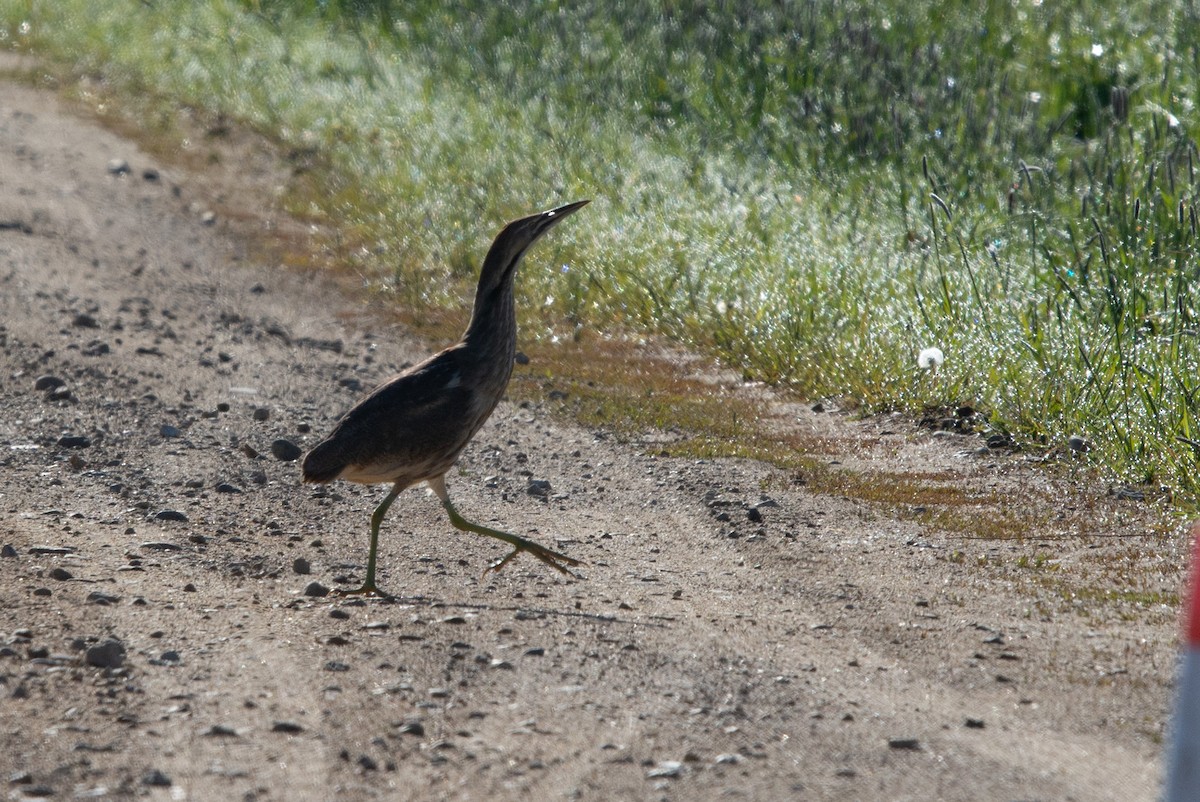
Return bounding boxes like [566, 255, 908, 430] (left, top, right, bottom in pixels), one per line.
[462, 283, 517, 362]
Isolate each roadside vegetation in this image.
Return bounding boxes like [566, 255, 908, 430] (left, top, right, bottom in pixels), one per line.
[4, 0, 1200, 500]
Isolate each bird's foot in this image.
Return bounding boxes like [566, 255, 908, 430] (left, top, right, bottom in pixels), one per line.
[331, 583, 394, 600]
[485, 537, 583, 577]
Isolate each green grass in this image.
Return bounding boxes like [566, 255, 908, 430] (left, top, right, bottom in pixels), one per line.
[5, 0, 1200, 499]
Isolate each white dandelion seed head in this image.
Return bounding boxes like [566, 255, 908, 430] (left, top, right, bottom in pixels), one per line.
[918, 347, 945, 370]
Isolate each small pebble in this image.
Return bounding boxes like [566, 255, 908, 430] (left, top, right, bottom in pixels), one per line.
[141, 541, 182, 551]
[215, 483, 242, 494]
[272, 721, 304, 734]
[293, 558, 311, 575]
[34, 375, 64, 391]
[252, 407, 270, 422]
[888, 738, 921, 750]
[106, 158, 130, 175]
[72, 313, 100, 328]
[153, 510, 188, 523]
[86, 592, 120, 605]
[303, 581, 330, 597]
[526, 479, 552, 497]
[2, 544, 19, 558]
[160, 425, 181, 438]
[57, 435, 91, 449]
[395, 721, 424, 736]
[271, 439, 303, 461]
[49, 567, 72, 581]
[203, 724, 238, 737]
[141, 770, 171, 787]
[646, 761, 684, 778]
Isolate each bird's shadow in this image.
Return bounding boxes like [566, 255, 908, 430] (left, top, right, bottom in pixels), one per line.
[330, 594, 672, 628]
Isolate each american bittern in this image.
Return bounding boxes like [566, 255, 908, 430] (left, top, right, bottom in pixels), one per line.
[302, 201, 588, 596]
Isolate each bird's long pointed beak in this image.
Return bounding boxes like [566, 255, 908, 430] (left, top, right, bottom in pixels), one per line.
[546, 199, 590, 220]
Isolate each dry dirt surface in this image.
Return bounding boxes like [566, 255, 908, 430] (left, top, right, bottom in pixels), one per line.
[0, 61, 1189, 801]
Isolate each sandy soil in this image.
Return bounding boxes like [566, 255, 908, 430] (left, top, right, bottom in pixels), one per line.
[0, 59, 1187, 801]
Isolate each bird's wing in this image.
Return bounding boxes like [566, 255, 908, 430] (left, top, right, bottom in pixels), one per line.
[302, 348, 478, 484]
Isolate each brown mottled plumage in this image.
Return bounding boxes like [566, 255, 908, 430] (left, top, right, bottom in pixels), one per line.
[302, 201, 588, 596]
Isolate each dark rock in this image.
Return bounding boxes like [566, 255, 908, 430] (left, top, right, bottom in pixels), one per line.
[1, 544, 17, 558]
[303, 581, 329, 597]
[34, 375, 64, 391]
[48, 567, 72, 581]
[153, 510, 188, 523]
[272, 720, 304, 734]
[526, 479, 552, 497]
[271, 439, 303, 461]
[252, 407, 270, 422]
[160, 424, 182, 438]
[215, 483, 242, 494]
[887, 738, 921, 750]
[142, 769, 171, 787]
[57, 435, 91, 449]
[293, 558, 311, 575]
[85, 638, 126, 669]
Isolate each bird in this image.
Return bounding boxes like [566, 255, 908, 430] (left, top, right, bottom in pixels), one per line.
[301, 200, 589, 597]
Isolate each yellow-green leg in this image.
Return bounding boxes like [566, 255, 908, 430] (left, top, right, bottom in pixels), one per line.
[335, 482, 402, 597]
[426, 474, 582, 575]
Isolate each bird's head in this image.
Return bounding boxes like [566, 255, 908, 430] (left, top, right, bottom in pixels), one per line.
[476, 200, 590, 299]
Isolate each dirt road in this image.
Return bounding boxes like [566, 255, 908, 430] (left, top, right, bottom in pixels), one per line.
[0, 60, 1184, 801]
